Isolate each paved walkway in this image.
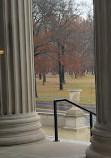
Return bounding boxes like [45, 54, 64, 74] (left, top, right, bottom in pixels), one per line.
[36, 100, 96, 114]
[0, 138, 90, 158]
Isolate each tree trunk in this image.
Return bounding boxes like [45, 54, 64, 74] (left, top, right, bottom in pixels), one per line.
[59, 61, 63, 90]
[58, 43, 63, 90]
[61, 45, 65, 83]
[69, 71, 73, 75]
[75, 72, 77, 78]
[39, 73, 42, 80]
[43, 79, 44, 85]
[91, 66, 95, 75]
[43, 73, 46, 82]
[61, 65, 65, 83]
[43, 73, 46, 85]
[35, 74, 38, 97]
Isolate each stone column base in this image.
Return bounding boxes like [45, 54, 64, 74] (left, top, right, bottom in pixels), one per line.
[86, 125, 111, 158]
[0, 113, 45, 145]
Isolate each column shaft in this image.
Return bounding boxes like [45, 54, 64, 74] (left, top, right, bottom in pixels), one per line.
[0, 0, 45, 145]
[86, 0, 111, 157]
[0, 0, 34, 115]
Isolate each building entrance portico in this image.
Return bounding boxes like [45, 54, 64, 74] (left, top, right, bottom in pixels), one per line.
[1, 0, 111, 158]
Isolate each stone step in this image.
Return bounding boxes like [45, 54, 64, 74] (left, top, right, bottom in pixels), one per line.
[0, 139, 89, 158]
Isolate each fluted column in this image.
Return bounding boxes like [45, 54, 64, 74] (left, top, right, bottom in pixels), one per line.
[0, 0, 45, 145]
[86, 0, 111, 157]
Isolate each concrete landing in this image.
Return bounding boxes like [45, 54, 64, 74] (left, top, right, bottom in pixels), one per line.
[0, 139, 90, 158]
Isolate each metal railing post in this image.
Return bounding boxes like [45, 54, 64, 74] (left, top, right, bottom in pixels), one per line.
[54, 100, 58, 141]
[53, 98, 96, 141]
[90, 113, 93, 136]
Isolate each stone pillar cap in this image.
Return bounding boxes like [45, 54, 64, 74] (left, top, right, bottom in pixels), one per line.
[67, 89, 82, 92]
[66, 107, 84, 117]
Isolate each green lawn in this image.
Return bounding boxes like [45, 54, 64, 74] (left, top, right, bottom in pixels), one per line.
[36, 73, 96, 105]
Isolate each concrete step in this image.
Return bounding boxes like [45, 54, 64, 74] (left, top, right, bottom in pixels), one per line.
[0, 139, 89, 158]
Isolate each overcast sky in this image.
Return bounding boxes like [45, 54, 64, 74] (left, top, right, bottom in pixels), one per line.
[75, 0, 93, 19]
[76, 0, 92, 4]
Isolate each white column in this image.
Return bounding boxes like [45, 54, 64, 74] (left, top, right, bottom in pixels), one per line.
[0, 0, 45, 145]
[86, 0, 111, 157]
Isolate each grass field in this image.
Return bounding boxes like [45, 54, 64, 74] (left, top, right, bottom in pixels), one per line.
[36, 73, 96, 105]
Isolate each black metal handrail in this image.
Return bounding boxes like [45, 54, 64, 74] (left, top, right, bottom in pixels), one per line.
[54, 98, 96, 142]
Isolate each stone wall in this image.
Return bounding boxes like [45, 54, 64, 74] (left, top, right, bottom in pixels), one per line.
[38, 111, 87, 131]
